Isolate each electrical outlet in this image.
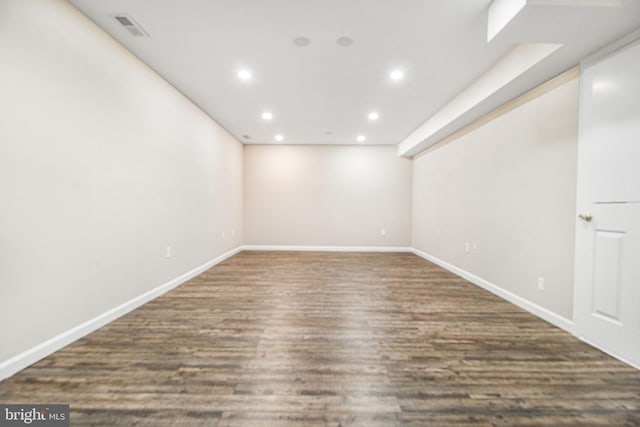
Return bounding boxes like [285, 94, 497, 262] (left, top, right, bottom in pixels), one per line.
[537, 277, 545, 292]
[222, 231, 226, 239]
[472, 243, 478, 254]
[465, 242, 470, 253]
[231, 229, 235, 238]
[165, 246, 172, 259]
[380, 228, 387, 236]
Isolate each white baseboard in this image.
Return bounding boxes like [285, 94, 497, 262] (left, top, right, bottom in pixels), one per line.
[242, 245, 412, 253]
[411, 248, 574, 333]
[0, 246, 242, 382]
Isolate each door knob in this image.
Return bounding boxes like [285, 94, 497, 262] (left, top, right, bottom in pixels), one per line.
[578, 212, 593, 222]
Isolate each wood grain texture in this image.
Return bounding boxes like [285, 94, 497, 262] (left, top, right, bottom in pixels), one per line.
[1, 251, 639, 426]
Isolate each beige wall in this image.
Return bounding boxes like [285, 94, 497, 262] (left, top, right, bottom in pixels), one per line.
[244, 145, 412, 247]
[412, 71, 579, 319]
[0, 0, 243, 365]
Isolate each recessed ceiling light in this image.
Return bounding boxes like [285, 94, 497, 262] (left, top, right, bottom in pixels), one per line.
[274, 134, 284, 142]
[262, 111, 273, 120]
[336, 36, 354, 47]
[390, 69, 404, 81]
[324, 131, 333, 136]
[293, 37, 311, 47]
[368, 112, 379, 121]
[237, 69, 252, 81]
[357, 135, 366, 142]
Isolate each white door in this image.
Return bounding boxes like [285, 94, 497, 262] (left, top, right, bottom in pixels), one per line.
[574, 38, 640, 368]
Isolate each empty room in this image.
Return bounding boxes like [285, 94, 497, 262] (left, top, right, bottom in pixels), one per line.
[1, 0, 640, 425]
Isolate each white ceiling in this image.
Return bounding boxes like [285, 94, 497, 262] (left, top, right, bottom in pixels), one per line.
[67, 0, 640, 150]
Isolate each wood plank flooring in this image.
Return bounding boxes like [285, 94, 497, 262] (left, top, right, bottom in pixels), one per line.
[1, 251, 639, 426]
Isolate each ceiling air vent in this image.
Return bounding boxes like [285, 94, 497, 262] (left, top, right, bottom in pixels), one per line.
[111, 13, 149, 37]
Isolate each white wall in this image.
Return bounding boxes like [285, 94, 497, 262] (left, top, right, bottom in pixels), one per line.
[244, 145, 412, 247]
[0, 0, 243, 368]
[412, 70, 578, 320]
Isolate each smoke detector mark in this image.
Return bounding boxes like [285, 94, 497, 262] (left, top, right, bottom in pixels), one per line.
[110, 13, 149, 37]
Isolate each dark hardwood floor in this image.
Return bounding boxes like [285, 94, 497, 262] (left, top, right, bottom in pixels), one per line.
[1, 251, 639, 426]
